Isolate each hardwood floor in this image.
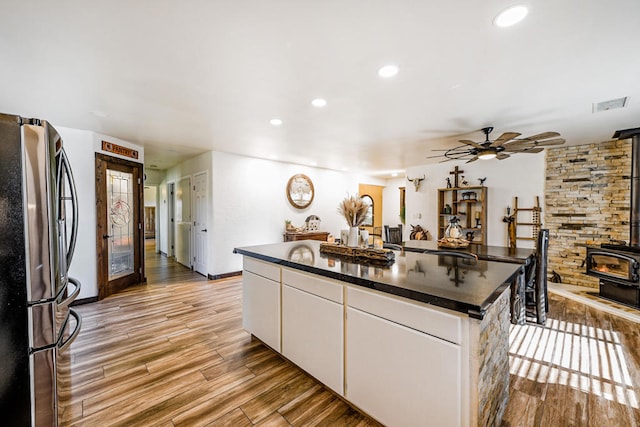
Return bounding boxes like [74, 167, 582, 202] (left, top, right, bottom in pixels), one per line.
[59, 242, 380, 426]
[59, 241, 640, 426]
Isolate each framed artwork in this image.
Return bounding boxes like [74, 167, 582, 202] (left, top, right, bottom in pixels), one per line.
[286, 174, 314, 209]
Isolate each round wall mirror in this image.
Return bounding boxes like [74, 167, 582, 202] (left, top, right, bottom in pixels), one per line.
[286, 174, 315, 209]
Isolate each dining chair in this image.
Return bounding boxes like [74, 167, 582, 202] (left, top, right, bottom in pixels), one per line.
[525, 229, 549, 324]
[384, 225, 403, 244]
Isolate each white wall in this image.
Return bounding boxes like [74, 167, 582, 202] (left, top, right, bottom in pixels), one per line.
[58, 126, 143, 299]
[210, 152, 385, 276]
[144, 186, 157, 207]
[405, 153, 546, 248]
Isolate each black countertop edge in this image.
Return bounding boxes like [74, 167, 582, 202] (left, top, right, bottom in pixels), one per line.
[233, 247, 514, 320]
[401, 245, 533, 265]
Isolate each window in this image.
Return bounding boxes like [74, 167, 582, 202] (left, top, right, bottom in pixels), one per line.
[361, 195, 374, 226]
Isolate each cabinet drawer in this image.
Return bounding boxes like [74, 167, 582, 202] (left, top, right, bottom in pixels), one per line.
[243, 257, 281, 282]
[347, 286, 463, 344]
[282, 268, 343, 304]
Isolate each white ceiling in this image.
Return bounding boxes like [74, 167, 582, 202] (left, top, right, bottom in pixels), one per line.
[1, 1, 639, 176]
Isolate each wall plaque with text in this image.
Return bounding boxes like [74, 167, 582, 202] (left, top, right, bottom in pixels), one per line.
[102, 140, 139, 160]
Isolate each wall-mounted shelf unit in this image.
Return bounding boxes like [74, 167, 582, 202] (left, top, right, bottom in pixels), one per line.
[438, 186, 487, 245]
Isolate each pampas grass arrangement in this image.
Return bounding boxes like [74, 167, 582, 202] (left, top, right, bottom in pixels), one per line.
[338, 195, 369, 227]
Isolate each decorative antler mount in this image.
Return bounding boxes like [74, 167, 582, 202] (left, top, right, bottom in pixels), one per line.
[407, 174, 426, 191]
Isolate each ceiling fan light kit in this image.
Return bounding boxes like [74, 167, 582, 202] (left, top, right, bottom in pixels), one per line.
[478, 150, 497, 160]
[429, 126, 565, 163]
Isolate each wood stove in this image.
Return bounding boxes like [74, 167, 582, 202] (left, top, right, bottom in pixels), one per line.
[586, 244, 640, 307]
[585, 126, 640, 308]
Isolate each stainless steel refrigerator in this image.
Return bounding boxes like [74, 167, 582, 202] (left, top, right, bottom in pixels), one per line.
[0, 113, 82, 426]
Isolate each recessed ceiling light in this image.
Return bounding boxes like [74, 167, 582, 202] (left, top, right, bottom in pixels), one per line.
[392, 173, 398, 177]
[270, 118, 283, 126]
[311, 98, 327, 108]
[494, 5, 528, 27]
[378, 65, 399, 78]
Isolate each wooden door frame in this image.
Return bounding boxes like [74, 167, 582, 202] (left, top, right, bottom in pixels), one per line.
[95, 153, 145, 300]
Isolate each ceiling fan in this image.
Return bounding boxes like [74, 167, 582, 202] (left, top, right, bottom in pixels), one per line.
[428, 127, 566, 163]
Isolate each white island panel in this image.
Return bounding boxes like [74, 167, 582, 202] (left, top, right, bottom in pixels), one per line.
[346, 307, 463, 427]
[282, 284, 344, 395]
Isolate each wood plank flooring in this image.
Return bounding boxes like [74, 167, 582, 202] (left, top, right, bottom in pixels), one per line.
[59, 241, 640, 426]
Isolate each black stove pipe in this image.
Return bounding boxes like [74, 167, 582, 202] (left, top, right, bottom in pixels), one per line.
[613, 127, 640, 248]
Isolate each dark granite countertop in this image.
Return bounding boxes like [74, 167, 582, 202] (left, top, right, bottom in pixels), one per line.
[400, 240, 535, 264]
[233, 240, 522, 319]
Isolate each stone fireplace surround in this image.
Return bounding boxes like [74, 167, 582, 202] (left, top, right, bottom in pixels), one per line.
[546, 139, 632, 288]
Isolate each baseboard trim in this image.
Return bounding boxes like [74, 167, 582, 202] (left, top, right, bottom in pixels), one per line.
[71, 296, 98, 306]
[160, 251, 167, 257]
[208, 271, 242, 281]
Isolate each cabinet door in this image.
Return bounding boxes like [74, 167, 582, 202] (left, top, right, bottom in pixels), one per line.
[242, 271, 280, 352]
[282, 284, 344, 395]
[346, 307, 462, 427]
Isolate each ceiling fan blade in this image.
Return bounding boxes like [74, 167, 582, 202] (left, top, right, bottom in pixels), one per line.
[496, 153, 511, 160]
[523, 147, 545, 153]
[520, 131, 561, 142]
[533, 138, 565, 146]
[458, 140, 485, 149]
[507, 147, 545, 153]
[505, 138, 566, 150]
[491, 132, 521, 147]
[466, 156, 479, 163]
[426, 154, 446, 159]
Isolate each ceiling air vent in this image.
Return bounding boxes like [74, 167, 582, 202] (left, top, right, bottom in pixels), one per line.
[593, 97, 628, 113]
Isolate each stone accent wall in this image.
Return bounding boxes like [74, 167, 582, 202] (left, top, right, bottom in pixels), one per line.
[545, 139, 631, 287]
[475, 288, 510, 426]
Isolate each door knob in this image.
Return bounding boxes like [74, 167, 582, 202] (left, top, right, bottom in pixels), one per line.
[103, 234, 112, 239]
[201, 229, 207, 232]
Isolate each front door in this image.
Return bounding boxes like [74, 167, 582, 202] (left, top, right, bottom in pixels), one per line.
[95, 153, 144, 299]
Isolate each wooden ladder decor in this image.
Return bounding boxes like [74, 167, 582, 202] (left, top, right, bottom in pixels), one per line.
[510, 196, 542, 248]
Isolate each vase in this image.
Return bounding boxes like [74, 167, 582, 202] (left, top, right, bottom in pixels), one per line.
[348, 226, 359, 247]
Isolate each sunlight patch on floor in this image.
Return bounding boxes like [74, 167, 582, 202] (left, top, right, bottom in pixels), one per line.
[509, 318, 639, 409]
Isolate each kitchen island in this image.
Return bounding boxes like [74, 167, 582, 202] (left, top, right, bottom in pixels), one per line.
[233, 240, 521, 427]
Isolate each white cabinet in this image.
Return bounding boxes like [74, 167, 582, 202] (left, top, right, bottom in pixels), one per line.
[281, 268, 344, 395]
[242, 258, 281, 352]
[238, 257, 491, 426]
[346, 307, 463, 427]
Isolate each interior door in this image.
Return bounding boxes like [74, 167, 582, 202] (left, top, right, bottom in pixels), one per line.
[193, 171, 207, 276]
[95, 153, 144, 299]
[175, 176, 192, 268]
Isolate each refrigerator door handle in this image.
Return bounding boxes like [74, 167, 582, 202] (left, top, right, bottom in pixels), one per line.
[58, 148, 79, 265]
[58, 277, 81, 309]
[58, 309, 82, 353]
